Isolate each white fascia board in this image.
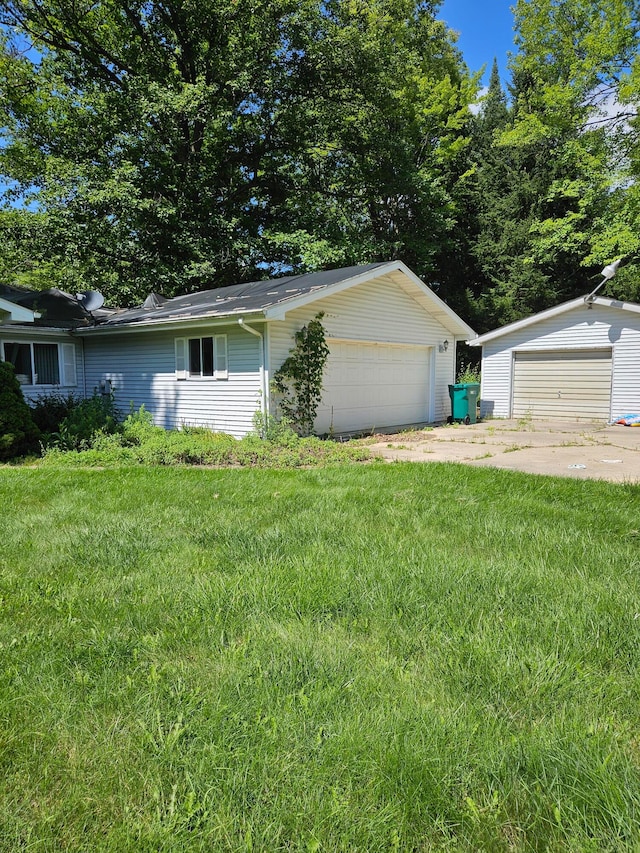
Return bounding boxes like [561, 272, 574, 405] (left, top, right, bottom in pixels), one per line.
[593, 295, 640, 315]
[391, 262, 477, 338]
[466, 297, 587, 346]
[74, 311, 266, 336]
[0, 297, 40, 323]
[265, 259, 477, 338]
[0, 325, 74, 338]
[467, 293, 640, 346]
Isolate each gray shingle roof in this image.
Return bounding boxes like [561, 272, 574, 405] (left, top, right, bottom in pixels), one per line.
[97, 264, 389, 328]
[0, 284, 94, 328]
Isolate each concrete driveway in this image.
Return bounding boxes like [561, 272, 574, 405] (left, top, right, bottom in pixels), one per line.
[364, 419, 640, 483]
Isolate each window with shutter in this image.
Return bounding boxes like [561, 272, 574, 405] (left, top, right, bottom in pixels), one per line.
[1, 340, 68, 386]
[178, 334, 229, 379]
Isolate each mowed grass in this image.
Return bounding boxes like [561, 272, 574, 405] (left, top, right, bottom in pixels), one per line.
[1, 462, 639, 852]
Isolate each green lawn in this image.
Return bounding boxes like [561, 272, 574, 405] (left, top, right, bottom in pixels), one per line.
[1, 463, 639, 851]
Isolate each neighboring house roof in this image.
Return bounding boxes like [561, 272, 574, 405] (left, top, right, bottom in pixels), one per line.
[80, 261, 476, 338]
[0, 284, 96, 329]
[0, 295, 40, 324]
[467, 294, 640, 347]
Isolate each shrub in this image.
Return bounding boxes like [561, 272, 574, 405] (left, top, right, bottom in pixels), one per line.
[0, 361, 40, 460]
[121, 404, 162, 446]
[57, 391, 120, 450]
[252, 411, 298, 444]
[456, 362, 481, 384]
[30, 391, 80, 443]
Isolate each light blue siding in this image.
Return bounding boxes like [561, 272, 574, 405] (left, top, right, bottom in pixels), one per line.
[84, 325, 262, 438]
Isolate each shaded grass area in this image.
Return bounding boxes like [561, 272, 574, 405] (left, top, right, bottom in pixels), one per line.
[1, 463, 639, 851]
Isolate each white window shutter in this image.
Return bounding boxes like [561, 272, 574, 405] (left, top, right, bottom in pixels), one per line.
[215, 335, 228, 379]
[61, 343, 77, 386]
[175, 338, 187, 380]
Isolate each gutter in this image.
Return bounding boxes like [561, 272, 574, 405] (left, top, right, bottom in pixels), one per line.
[237, 318, 267, 425]
[72, 311, 266, 336]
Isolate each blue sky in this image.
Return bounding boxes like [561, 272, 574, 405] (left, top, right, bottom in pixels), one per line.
[439, 0, 517, 86]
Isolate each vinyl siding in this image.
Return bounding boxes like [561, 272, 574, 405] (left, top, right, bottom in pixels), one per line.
[480, 302, 640, 420]
[84, 324, 262, 438]
[268, 275, 456, 424]
[512, 350, 612, 420]
[0, 328, 84, 404]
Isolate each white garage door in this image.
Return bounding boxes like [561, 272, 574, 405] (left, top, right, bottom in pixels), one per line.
[314, 340, 431, 433]
[512, 349, 612, 421]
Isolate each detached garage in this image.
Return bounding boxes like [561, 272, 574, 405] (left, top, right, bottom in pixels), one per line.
[468, 295, 640, 423]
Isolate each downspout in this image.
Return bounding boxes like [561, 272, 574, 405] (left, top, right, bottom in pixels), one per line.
[237, 318, 267, 425]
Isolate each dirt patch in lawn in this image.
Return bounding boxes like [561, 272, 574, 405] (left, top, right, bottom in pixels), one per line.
[360, 419, 640, 483]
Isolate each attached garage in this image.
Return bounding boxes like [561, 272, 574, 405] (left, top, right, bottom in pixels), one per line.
[315, 340, 432, 433]
[512, 349, 612, 421]
[469, 295, 640, 423]
[73, 261, 475, 437]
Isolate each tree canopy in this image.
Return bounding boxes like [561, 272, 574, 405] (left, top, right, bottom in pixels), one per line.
[0, 0, 476, 305]
[1, 0, 638, 326]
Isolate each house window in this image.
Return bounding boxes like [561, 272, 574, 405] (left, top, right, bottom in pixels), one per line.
[175, 335, 228, 380]
[1, 341, 77, 386]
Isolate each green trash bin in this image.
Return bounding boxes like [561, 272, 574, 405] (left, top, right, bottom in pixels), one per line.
[447, 383, 480, 424]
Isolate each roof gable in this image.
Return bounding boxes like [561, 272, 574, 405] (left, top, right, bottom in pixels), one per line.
[468, 295, 640, 347]
[89, 261, 476, 338]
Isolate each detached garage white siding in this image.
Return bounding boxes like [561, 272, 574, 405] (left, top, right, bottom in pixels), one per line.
[268, 274, 455, 430]
[477, 300, 640, 422]
[84, 324, 262, 438]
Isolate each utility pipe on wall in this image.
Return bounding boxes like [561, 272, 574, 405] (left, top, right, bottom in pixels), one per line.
[237, 318, 267, 424]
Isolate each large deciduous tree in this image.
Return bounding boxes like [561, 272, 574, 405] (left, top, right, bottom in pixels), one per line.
[508, 0, 640, 303]
[0, 0, 476, 306]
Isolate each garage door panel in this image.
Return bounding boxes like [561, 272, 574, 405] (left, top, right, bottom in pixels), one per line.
[315, 340, 431, 433]
[513, 349, 612, 421]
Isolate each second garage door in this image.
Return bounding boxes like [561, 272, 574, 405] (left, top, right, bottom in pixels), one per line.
[512, 349, 612, 421]
[314, 340, 431, 433]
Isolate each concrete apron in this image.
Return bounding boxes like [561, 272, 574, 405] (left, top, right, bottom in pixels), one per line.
[366, 419, 640, 484]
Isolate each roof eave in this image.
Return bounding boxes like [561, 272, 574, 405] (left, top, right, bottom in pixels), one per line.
[0, 296, 41, 324]
[265, 259, 476, 337]
[466, 297, 588, 346]
[74, 308, 267, 335]
[468, 293, 640, 347]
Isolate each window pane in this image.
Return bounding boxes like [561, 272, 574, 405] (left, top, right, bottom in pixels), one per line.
[202, 337, 214, 376]
[189, 338, 201, 375]
[3, 342, 32, 384]
[34, 344, 60, 385]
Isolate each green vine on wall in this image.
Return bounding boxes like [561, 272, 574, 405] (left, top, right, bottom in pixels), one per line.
[273, 313, 329, 436]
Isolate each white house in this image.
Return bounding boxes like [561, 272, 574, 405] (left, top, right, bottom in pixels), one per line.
[468, 294, 640, 422]
[1, 262, 475, 436]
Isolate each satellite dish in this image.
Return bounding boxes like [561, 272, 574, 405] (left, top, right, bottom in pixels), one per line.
[76, 290, 105, 312]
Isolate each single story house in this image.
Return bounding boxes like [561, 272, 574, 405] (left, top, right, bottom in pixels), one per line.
[468, 294, 640, 422]
[1, 261, 475, 437]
